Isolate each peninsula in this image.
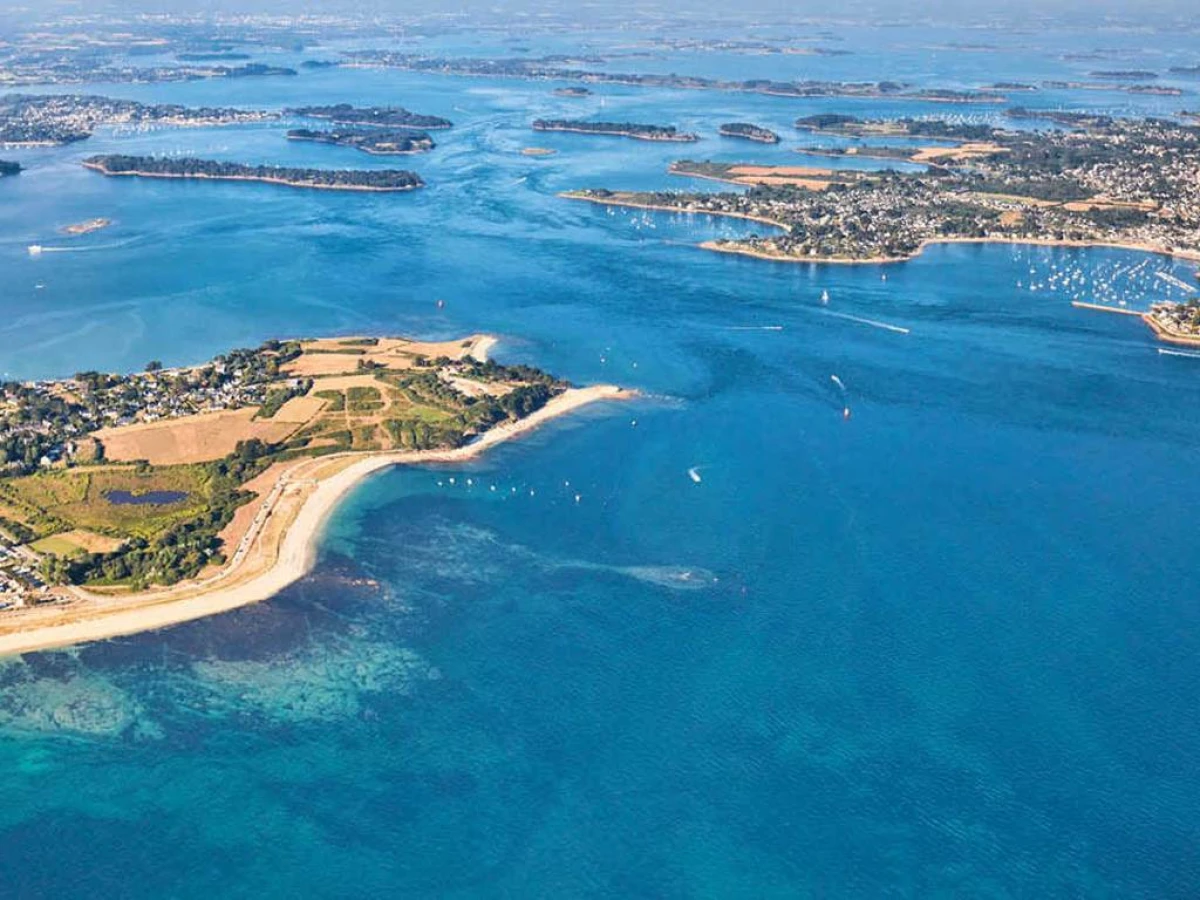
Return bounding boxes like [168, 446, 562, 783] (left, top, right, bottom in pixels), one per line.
[532, 119, 699, 142]
[1143, 299, 1200, 346]
[0, 335, 632, 654]
[286, 128, 435, 155]
[287, 104, 453, 130]
[564, 114, 1200, 268]
[82, 155, 425, 192]
[719, 122, 781, 143]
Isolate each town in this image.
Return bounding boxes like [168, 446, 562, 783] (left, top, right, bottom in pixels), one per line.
[568, 114, 1200, 264]
[0, 93, 276, 145]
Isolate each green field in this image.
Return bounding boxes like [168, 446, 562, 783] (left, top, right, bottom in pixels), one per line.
[0, 465, 213, 541]
[29, 534, 84, 557]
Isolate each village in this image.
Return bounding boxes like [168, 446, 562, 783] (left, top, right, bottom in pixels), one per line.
[0, 342, 300, 476]
[571, 114, 1200, 264]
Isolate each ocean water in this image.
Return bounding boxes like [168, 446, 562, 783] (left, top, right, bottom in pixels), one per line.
[1, 27, 1200, 898]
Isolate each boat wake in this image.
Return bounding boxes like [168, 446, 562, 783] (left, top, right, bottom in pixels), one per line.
[28, 240, 135, 255]
[1158, 347, 1200, 359]
[410, 521, 720, 593]
[611, 565, 720, 590]
[819, 309, 911, 335]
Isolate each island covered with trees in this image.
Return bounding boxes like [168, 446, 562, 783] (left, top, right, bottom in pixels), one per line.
[82, 155, 425, 191]
[287, 104, 453, 130]
[0, 160, 20, 177]
[286, 128, 435, 155]
[532, 119, 699, 142]
[794, 113, 998, 141]
[719, 122, 781, 143]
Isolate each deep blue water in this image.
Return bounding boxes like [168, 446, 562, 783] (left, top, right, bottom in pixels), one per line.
[1, 23, 1199, 898]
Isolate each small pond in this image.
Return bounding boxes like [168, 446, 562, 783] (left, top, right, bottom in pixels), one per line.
[104, 490, 190, 506]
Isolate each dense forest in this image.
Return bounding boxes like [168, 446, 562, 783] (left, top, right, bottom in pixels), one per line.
[719, 122, 780, 143]
[83, 155, 425, 190]
[532, 119, 698, 141]
[286, 128, 435, 154]
[288, 103, 453, 130]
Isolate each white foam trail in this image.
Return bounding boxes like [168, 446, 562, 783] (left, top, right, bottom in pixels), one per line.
[687, 467, 702, 483]
[830, 375, 846, 392]
[27, 240, 135, 254]
[722, 325, 784, 331]
[819, 309, 911, 335]
[613, 565, 719, 590]
[1158, 348, 1200, 359]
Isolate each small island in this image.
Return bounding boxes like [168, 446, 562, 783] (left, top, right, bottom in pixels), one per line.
[60, 218, 112, 235]
[0, 160, 20, 177]
[82, 155, 425, 192]
[1042, 79, 1179, 96]
[176, 52, 252, 62]
[1089, 70, 1157, 80]
[532, 119, 699, 142]
[287, 104, 453, 130]
[521, 147, 557, 156]
[286, 128, 435, 155]
[0, 335, 632, 654]
[553, 86, 592, 97]
[794, 113, 998, 141]
[719, 122, 781, 144]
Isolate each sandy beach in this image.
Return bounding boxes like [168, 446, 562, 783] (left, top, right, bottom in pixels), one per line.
[0, 384, 634, 656]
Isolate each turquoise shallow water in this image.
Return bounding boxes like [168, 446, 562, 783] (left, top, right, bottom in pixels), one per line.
[2, 26, 1200, 897]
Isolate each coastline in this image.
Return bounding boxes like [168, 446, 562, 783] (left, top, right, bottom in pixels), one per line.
[560, 191, 786, 230]
[701, 235, 1200, 266]
[81, 162, 424, 192]
[1142, 313, 1200, 347]
[533, 125, 698, 143]
[0, 384, 635, 656]
[284, 134, 432, 156]
[563, 193, 1200, 267]
[718, 129, 780, 144]
[1072, 301, 1200, 346]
